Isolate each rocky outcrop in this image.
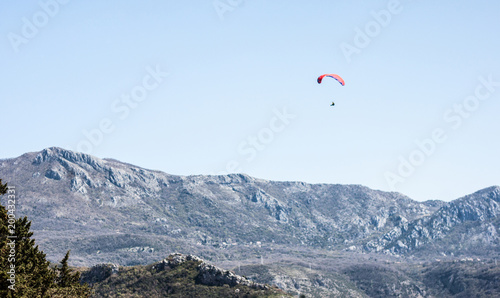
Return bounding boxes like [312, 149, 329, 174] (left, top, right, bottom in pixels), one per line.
[45, 168, 64, 180]
[197, 262, 268, 289]
[81, 263, 119, 285]
[154, 253, 269, 290]
[154, 253, 203, 269]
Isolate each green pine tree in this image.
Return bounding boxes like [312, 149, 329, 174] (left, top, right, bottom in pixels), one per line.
[57, 250, 76, 288]
[49, 250, 91, 297]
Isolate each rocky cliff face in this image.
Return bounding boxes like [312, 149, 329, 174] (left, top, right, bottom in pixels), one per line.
[0, 147, 498, 268]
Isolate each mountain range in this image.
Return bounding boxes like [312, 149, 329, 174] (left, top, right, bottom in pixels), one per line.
[1, 147, 499, 296]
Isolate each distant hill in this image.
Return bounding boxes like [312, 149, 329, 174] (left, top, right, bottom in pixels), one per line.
[81, 253, 291, 297]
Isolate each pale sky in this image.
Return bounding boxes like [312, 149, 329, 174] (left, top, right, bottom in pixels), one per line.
[1, 0, 499, 201]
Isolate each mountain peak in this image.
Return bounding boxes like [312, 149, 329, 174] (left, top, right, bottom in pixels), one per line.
[34, 147, 106, 171]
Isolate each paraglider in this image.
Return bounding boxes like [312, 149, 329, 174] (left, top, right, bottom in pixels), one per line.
[317, 74, 345, 106]
[317, 74, 345, 86]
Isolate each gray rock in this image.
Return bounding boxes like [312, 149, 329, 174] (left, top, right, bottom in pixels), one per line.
[45, 168, 63, 180]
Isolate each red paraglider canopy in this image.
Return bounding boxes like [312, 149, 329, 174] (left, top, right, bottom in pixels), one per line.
[317, 74, 345, 86]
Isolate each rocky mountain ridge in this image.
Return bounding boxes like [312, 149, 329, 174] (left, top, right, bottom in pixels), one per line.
[0, 147, 498, 267]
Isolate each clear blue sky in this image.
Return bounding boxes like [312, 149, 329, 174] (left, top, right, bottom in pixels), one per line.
[1, 0, 499, 202]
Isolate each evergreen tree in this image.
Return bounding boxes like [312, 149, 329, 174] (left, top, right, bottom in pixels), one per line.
[49, 250, 91, 297]
[57, 250, 76, 288]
